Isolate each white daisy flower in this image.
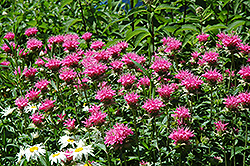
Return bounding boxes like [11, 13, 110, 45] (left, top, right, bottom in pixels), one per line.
[49, 151, 66, 165]
[24, 144, 46, 161]
[1, 106, 16, 116]
[16, 146, 25, 164]
[72, 140, 94, 161]
[24, 104, 40, 113]
[59, 135, 77, 149]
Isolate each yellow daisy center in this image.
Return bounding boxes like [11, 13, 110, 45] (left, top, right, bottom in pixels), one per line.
[52, 153, 60, 158]
[67, 138, 75, 142]
[30, 146, 38, 152]
[75, 147, 83, 152]
[31, 106, 37, 109]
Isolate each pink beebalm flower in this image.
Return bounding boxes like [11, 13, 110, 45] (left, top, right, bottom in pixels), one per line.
[216, 32, 228, 41]
[64, 118, 76, 130]
[45, 58, 61, 70]
[150, 56, 172, 74]
[214, 120, 228, 133]
[64, 34, 79, 41]
[238, 65, 250, 80]
[239, 43, 250, 55]
[222, 34, 242, 48]
[47, 36, 56, 44]
[142, 98, 165, 115]
[54, 35, 65, 44]
[162, 37, 182, 53]
[25, 27, 38, 36]
[15, 97, 29, 110]
[62, 40, 79, 51]
[116, 41, 128, 51]
[29, 112, 44, 125]
[124, 92, 140, 107]
[74, 77, 89, 89]
[0, 61, 10, 68]
[23, 67, 38, 78]
[39, 99, 56, 112]
[172, 106, 190, 121]
[82, 118, 93, 128]
[1, 42, 16, 53]
[35, 79, 50, 90]
[88, 111, 108, 126]
[95, 85, 116, 103]
[196, 33, 209, 42]
[81, 32, 92, 41]
[110, 60, 124, 72]
[59, 68, 77, 82]
[35, 57, 48, 67]
[81, 56, 98, 68]
[121, 52, 146, 67]
[90, 40, 105, 50]
[181, 75, 204, 92]
[202, 51, 219, 64]
[175, 70, 194, 81]
[223, 95, 240, 111]
[94, 50, 111, 61]
[64, 150, 73, 162]
[137, 76, 150, 88]
[117, 73, 136, 89]
[225, 69, 235, 77]
[19, 48, 29, 57]
[201, 69, 223, 83]
[27, 38, 43, 51]
[237, 92, 250, 106]
[83, 50, 96, 57]
[157, 84, 178, 100]
[197, 58, 207, 66]
[84, 63, 108, 79]
[104, 123, 133, 146]
[4, 32, 15, 41]
[14, 66, 22, 76]
[57, 113, 66, 122]
[191, 51, 201, 61]
[107, 45, 122, 58]
[25, 88, 41, 101]
[169, 127, 195, 144]
[62, 53, 81, 67]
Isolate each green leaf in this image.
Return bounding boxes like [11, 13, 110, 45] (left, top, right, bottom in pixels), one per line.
[50, 80, 58, 91]
[230, 146, 245, 160]
[226, 20, 246, 31]
[125, 27, 150, 42]
[64, 18, 81, 32]
[134, 32, 151, 48]
[60, 0, 73, 12]
[142, 141, 149, 150]
[130, 59, 149, 77]
[176, 24, 199, 34]
[203, 24, 227, 32]
[155, 4, 178, 11]
[26, 20, 37, 27]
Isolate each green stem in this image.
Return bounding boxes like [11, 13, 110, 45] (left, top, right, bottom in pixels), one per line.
[151, 117, 156, 166]
[210, 86, 213, 121]
[132, 108, 140, 160]
[243, 111, 248, 166]
[77, 0, 86, 32]
[154, 116, 162, 166]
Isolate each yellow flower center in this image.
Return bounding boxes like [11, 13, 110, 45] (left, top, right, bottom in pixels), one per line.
[52, 153, 60, 158]
[67, 138, 75, 142]
[30, 146, 38, 152]
[75, 147, 83, 152]
[84, 164, 92, 166]
[31, 106, 37, 109]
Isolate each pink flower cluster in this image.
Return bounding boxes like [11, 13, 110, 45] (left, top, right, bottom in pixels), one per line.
[25, 89, 41, 101]
[121, 52, 146, 67]
[202, 51, 219, 64]
[4, 32, 15, 40]
[62, 53, 81, 67]
[62, 40, 79, 51]
[214, 120, 228, 133]
[223, 95, 240, 110]
[45, 58, 61, 70]
[181, 75, 204, 92]
[35, 79, 50, 90]
[23, 67, 38, 78]
[169, 127, 195, 144]
[117, 73, 136, 89]
[142, 98, 165, 115]
[104, 123, 133, 146]
[110, 60, 124, 72]
[107, 45, 122, 58]
[157, 83, 178, 100]
[95, 85, 116, 103]
[15, 97, 29, 110]
[27, 38, 43, 51]
[238, 65, 250, 80]
[137, 76, 150, 88]
[237, 92, 250, 106]
[82, 105, 107, 127]
[83, 62, 108, 79]
[64, 118, 76, 130]
[81, 32, 92, 41]
[124, 92, 140, 107]
[175, 70, 194, 80]
[172, 106, 190, 125]
[1, 42, 16, 53]
[39, 99, 56, 111]
[29, 112, 44, 125]
[90, 40, 105, 50]
[59, 68, 77, 82]
[162, 37, 182, 53]
[94, 50, 111, 61]
[150, 57, 172, 74]
[201, 69, 223, 83]
[25, 27, 38, 36]
[196, 33, 209, 42]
